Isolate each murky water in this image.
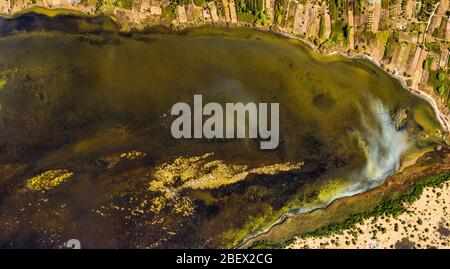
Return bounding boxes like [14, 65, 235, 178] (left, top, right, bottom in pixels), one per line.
[0, 14, 445, 248]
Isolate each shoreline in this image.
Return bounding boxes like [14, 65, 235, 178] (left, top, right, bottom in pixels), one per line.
[239, 148, 450, 249]
[0, 6, 94, 18]
[291, 180, 450, 248]
[1, 7, 449, 249]
[234, 147, 436, 248]
[276, 31, 450, 133]
[1, 6, 448, 133]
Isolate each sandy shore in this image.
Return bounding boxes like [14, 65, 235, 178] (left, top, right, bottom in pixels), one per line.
[289, 181, 450, 249]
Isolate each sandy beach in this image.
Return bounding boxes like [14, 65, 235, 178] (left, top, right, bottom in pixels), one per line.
[289, 181, 450, 249]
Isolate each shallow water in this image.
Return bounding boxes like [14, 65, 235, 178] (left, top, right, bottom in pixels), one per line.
[0, 14, 444, 248]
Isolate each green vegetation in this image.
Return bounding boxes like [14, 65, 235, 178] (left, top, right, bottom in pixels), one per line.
[96, 0, 106, 11]
[193, 0, 205, 6]
[330, 20, 348, 44]
[328, 0, 339, 22]
[162, 0, 191, 20]
[409, 22, 420, 33]
[2, 18, 446, 247]
[215, 0, 225, 17]
[285, 2, 297, 30]
[222, 203, 295, 248]
[437, 72, 446, 81]
[417, 0, 438, 22]
[318, 15, 325, 39]
[237, 0, 268, 25]
[274, 0, 287, 25]
[163, 3, 177, 20]
[237, 12, 258, 24]
[423, 58, 431, 70]
[384, 32, 399, 59]
[354, 0, 364, 15]
[255, 11, 270, 25]
[431, 70, 449, 100]
[256, 0, 264, 11]
[174, 0, 191, 6]
[95, 0, 133, 10]
[401, 0, 408, 14]
[122, 0, 133, 9]
[249, 240, 281, 249]
[343, 24, 350, 39]
[308, 172, 450, 237]
[249, 171, 450, 248]
[365, 30, 376, 44]
[318, 178, 347, 202]
[432, 18, 447, 38]
[437, 85, 446, 94]
[425, 41, 441, 54]
[237, 0, 255, 13]
[0, 78, 6, 90]
[333, 0, 347, 14]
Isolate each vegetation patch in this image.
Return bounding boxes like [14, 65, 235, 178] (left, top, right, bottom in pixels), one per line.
[0, 78, 6, 90]
[274, 0, 287, 26]
[417, 0, 438, 22]
[384, 32, 399, 60]
[193, 0, 205, 6]
[26, 170, 74, 191]
[249, 170, 450, 249]
[423, 57, 432, 70]
[429, 69, 449, 106]
[236, 0, 269, 25]
[95, 0, 132, 10]
[330, 19, 348, 44]
[308, 172, 450, 235]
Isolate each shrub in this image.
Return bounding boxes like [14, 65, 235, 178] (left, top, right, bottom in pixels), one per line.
[437, 72, 446, 81]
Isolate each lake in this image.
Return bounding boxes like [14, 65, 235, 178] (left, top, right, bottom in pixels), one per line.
[0, 13, 445, 248]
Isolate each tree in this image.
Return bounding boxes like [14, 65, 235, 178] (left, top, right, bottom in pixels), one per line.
[437, 72, 446, 81]
[437, 85, 446, 94]
[343, 24, 350, 39]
